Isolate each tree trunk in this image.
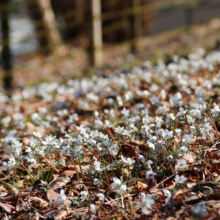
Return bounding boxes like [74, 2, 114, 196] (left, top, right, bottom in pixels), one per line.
[87, 0, 103, 67]
[0, 0, 12, 89]
[37, 0, 62, 52]
[26, 0, 62, 54]
[26, 2, 50, 53]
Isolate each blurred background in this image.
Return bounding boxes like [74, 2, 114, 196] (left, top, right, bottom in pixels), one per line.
[1, 0, 220, 89]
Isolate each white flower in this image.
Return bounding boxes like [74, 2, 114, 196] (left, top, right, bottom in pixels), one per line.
[115, 126, 125, 134]
[2, 116, 11, 127]
[163, 190, 171, 198]
[54, 189, 67, 205]
[146, 170, 157, 180]
[148, 142, 155, 150]
[162, 129, 173, 140]
[138, 193, 155, 215]
[33, 131, 43, 138]
[94, 111, 99, 117]
[90, 204, 97, 213]
[94, 157, 101, 171]
[183, 87, 191, 94]
[42, 135, 55, 146]
[177, 107, 188, 117]
[175, 128, 182, 137]
[212, 103, 220, 116]
[179, 146, 188, 156]
[175, 159, 187, 171]
[167, 155, 173, 160]
[109, 144, 119, 156]
[111, 177, 122, 188]
[175, 175, 186, 184]
[2, 157, 16, 169]
[182, 134, 194, 144]
[93, 178, 99, 186]
[170, 92, 182, 107]
[143, 115, 152, 124]
[138, 154, 145, 162]
[166, 113, 175, 127]
[115, 184, 127, 195]
[111, 177, 127, 195]
[200, 103, 207, 112]
[121, 155, 135, 169]
[121, 108, 130, 117]
[96, 120, 103, 129]
[97, 193, 105, 201]
[105, 120, 113, 128]
[147, 160, 153, 169]
[179, 146, 188, 152]
[150, 95, 160, 105]
[27, 158, 37, 171]
[80, 191, 88, 200]
[193, 204, 207, 217]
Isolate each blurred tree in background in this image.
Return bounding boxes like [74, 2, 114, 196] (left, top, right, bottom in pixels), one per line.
[0, 0, 12, 89]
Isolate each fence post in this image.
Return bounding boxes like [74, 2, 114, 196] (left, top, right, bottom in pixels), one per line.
[0, 0, 12, 90]
[87, 0, 103, 67]
[129, 0, 141, 53]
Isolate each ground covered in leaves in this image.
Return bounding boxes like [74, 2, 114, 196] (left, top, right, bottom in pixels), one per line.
[1, 48, 220, 219]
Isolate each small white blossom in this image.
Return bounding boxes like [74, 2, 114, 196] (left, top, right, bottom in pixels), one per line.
[121, 155, 135, 169]
[175, 175, 186, 184]
[182, 134, 194, 144]
[167, 155, 173, 160]
[97, 193, 105, 201]
[94, 157, 102, 171]
[54, 189, 67, 205]
[147, 160, 153, 169]
[146, 170, 157, 180]
[2, 157, 16, 169]
[176, 159, 187, 171]
[138, 154, 145, 162]
[121, 108, 130, 117]
[33, 131, 43, 138]
[193, 204, 207, 217]
[111, 177, 127, 195]
[80, 191, 88, 200]
[163, 190, 171, 198]
[138, 193, 155, 215]
[90, 204, 97, 213]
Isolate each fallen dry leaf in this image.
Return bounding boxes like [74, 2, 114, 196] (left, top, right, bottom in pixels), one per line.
[137, 181, 148, 191]
[0, 202, 14, 213]
[49, 176, 70, 189]
[44, 210, 73, 220]
[47, 189, 59, 203]
[27, 196, 49, 209]
[16, 198, 30, 212]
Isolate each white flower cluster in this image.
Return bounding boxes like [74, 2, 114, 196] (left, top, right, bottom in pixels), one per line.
[1, 48, 220, 213]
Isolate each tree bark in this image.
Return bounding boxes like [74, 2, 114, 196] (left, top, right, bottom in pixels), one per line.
[0, 0, 12, 89]
[87, 0, 103, 67]
[37, 0, 62, 52]
[26, 0, 62, 54]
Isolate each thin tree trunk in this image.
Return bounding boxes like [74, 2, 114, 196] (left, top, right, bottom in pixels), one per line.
[129, 0, 142, 53]
[87, 0, 103, 67]
[37, 0, 62, 52]
[26, 2, 50, 53]
[26, 0, 62, 54]
[0, 0, 12, 89]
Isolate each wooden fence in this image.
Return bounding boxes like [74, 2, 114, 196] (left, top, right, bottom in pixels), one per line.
[0, 0, 220, 88]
